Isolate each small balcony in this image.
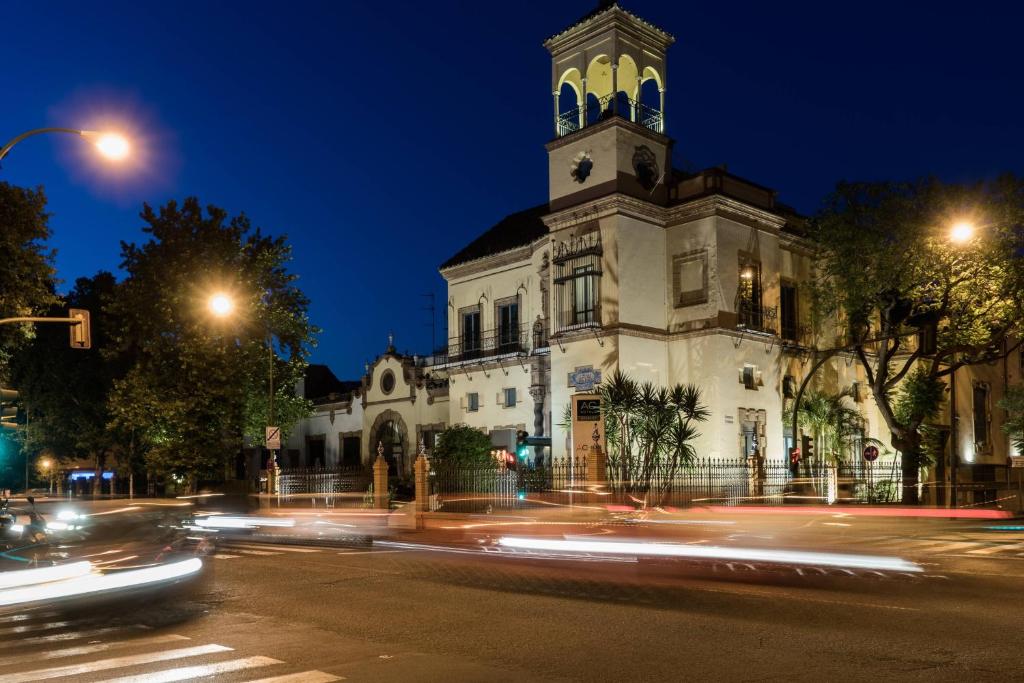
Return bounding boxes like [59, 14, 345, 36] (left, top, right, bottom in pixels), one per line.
[737, 303, 778, 335]
[432, 323, 547, 366]
[556, 93, 664, 138]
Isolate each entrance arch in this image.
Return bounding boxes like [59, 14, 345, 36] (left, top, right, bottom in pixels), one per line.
[369, 409, 410, 477]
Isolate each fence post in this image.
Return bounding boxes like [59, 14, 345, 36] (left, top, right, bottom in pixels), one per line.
[373, 452, 388, 509]
[587, 444, 607, 485]
[414, 447, 430, 528]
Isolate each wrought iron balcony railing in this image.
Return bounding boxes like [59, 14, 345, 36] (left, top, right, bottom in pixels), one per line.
[556, 93, 664, 138]
[433, 323, 547, 365]
[737, 303, 778, 334]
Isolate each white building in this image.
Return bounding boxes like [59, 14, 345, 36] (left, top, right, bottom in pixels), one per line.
[286, 2, 1023, 506]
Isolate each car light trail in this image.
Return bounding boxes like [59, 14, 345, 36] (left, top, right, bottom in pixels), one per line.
[194, 516, 295, 529]
[0, 562, 92, 590]
[703, 505, 1012, 519]
[498, 537, 923, 572]
[0, 558, 203, 607]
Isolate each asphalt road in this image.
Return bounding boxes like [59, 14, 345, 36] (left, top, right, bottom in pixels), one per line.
[3, 509, 1024, 681]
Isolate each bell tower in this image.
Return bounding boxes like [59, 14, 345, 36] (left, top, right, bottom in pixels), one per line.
[543, 2, 674, 210]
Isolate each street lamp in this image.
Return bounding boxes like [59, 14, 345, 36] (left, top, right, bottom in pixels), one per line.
[206, 292, 278, 491]
[0, 127, 131, 164]
[40, 458, 52, 495]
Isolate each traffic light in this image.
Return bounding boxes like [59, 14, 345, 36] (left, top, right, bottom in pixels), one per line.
[801, 434, 815, 461]
[1, 388, 19, 430]
[69, 308, 91, 350]
[515, 430, 530, 461]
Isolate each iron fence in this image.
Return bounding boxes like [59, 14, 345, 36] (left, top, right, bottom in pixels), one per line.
[427, 456, 905, 512]
[276, 465, 371, 504]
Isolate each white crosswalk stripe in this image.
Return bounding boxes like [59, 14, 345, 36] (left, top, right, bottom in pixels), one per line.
[856, 535, 1024, 558]
[96, 655, 282, 682]
[966, 542, 1024, 555]
[0, 633, 189, 667]
[248, 671, 345, 682]
[0, 613, 342, 683]
[0, 643, 232, 683]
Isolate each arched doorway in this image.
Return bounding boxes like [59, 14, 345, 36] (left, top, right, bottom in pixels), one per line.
[374, 415, 407, 477]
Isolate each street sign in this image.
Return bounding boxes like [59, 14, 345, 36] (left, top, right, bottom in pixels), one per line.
[265, 426, 281, 451]
[863, 445, 879, 462]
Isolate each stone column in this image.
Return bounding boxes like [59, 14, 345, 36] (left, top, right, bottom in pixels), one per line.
[580, 78, 588, 128]
[373, 446, 388, 510]
[553, 91, 560, 136]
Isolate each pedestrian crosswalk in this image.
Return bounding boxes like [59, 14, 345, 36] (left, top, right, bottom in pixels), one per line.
[0, 611, 343, 682]
[852, 534, 1024, 559]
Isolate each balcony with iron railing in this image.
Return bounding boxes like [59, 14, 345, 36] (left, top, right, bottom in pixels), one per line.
[431, 323, 548, 366]
[737, 303, 778, 335]
[556, 93, 664, 138]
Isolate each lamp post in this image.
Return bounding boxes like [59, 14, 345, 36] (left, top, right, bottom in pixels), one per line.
[1, 127, 130, 165]
[947, 220, 975, 508]
[207, 293, 279, 491]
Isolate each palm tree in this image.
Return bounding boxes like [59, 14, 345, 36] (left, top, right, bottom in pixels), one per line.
[599, 369, 709, 502]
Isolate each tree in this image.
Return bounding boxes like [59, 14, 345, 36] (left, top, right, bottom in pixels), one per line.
[810, 177, 1024, 503]
[432, 425, 495, 466]
[106, 198, 316, 487]
[999, 385, 1024, 455]
[599, 369, 709, 502]
[0, 182, 58, 369]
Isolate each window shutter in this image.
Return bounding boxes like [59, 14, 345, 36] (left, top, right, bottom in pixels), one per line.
[460, 395, 467, 410]
[496, 392, 505, 406]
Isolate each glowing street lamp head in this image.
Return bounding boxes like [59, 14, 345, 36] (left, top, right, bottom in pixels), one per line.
[208, 293, 235, 318]
[81, 131, 130, 161]
[950, 221, 974, 244]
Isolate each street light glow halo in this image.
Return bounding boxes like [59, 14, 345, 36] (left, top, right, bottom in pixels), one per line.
[92, 132, 130, 161]
[208, 293, 235, 318]
[950, 221, 975, 243]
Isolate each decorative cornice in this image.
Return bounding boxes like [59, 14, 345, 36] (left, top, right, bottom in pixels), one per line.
[440, 236, 550, 281]
[544, 193, 666, 231]
[668, 195, 787, 232]
[544, 4, 674, 52]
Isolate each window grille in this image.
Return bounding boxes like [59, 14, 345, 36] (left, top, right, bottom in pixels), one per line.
[553, 230, 602, 333]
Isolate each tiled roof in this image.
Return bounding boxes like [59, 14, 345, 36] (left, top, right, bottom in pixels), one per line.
[546, 1, 673, 44]
[440, 203, 549, 270]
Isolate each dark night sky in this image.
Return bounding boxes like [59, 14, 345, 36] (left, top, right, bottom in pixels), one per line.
[2, 1, 1021, 379]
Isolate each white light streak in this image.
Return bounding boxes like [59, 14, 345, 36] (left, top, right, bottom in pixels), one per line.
[0, 562, 92, 590]
[193, 516, 295, 529]
[498, 537, 922, 572]
[0, 558, 202, 607]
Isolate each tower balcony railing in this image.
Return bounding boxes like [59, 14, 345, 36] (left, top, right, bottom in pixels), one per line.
[556, 93, 664, 138]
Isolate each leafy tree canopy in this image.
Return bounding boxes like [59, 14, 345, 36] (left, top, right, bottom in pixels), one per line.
[810, 176, 1024, 502]
[432, 425, 494, 465]
[0, 182, 58, 371]
[106, 198, 316, 483]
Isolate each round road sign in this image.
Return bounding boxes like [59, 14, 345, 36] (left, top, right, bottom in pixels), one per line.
[863, 445, 880, 462]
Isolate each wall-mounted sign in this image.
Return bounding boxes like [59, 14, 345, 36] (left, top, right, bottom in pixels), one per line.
[568, 365, 603, 392]
[571, 393, 605, 459]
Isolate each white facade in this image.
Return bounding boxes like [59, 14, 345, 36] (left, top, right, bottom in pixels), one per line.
[285, 3, 1022, 506]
